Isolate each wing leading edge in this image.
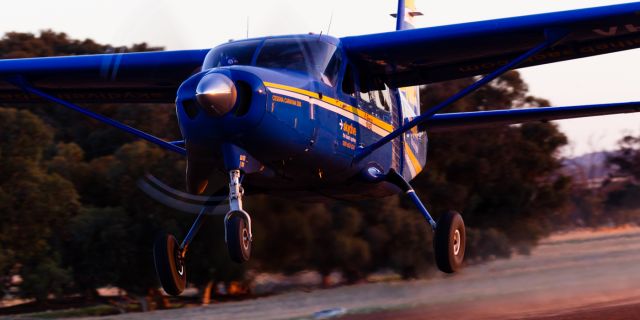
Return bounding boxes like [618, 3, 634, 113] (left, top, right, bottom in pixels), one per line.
[0, 49, 209, 103]
[342, 2, 640, 89]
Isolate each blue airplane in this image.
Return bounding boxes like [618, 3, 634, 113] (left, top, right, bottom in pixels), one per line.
[1, 0, 640, 296]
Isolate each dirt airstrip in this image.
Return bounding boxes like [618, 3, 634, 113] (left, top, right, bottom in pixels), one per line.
[41, 227, 640, 320]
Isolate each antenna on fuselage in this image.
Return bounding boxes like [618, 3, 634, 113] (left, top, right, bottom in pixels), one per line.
[246, 16, 250, 38]
[318, 10, 334, 40]
[326, 10, 334, 36]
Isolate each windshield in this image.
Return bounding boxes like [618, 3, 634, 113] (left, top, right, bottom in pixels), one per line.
[202, 40, 261, 70]
[256, 38, 341, 86]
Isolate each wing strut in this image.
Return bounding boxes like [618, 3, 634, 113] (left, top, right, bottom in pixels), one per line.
[354, 28, 569, 161]
[7, 77, 187, 156]
[421, 101, 640, 132]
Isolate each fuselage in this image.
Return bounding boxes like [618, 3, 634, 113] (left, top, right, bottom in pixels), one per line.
[176, 34, 427, 201]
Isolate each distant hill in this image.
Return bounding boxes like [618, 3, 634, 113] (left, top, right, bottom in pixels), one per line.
[562, 151, 611, 182]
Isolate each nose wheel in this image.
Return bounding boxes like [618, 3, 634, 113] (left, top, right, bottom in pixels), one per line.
[225, 211, 252, 263]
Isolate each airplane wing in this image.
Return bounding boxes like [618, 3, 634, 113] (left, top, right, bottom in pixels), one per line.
[421, 102, 640, 132]
[341, 2, 640, 89]
[0, 49, 209, 103]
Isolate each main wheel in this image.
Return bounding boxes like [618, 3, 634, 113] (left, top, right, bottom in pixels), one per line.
[153, 233, 186, 296]
[226, 212, 252, 263]
[433, 211, 466, 273]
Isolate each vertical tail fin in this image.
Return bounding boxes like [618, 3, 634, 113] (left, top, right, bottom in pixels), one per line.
[393, 0, 423, 115]
[393, 0, 427, 179]
[394, 0, 423, 30]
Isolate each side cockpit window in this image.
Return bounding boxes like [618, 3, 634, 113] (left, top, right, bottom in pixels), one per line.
[321, 50, 341, 87]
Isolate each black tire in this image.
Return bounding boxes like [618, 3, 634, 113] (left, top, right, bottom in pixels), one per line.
[153, 233, 186, 296]
[433, 211, 466, 274]
[226, 212, 251, 263]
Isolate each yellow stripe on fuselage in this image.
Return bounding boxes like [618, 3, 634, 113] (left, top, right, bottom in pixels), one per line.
[264, 82, 393, 134]
[404, 142, 423, 174]
[264, 82, 320, 99]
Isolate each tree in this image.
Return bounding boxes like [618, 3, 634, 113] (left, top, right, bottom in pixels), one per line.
[360, 198, 432, 279]
[603, 135, 640, 224]
[0, 108, 80, 302]
[64, 142, 186, 300]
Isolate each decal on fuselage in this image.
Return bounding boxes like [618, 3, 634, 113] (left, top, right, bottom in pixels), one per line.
[338, 117, 359, 152]
[272, 94, 302, 107]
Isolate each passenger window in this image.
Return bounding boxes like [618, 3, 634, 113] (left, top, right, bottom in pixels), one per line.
[359, 91, 371, 103]
[381, 85, 393, 112]
[360, 88, 391, 113]
[377, 91, 389, 111]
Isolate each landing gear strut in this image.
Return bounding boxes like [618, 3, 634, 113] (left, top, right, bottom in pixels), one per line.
[153, 169, 253, 296]
[383, 169, 466, 273]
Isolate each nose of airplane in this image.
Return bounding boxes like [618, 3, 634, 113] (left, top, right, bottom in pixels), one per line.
[176, 68, 267, 143]
[195, 73, 238, 117]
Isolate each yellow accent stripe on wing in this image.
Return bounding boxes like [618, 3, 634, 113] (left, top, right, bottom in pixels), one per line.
[264, 82, 393, 133]
[404, 142, 423, 173]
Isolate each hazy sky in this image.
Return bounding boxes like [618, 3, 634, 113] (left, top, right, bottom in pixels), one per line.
[1, 0, 638, 156]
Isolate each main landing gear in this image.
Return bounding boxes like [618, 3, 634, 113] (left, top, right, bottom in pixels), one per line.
[382, 169, 466, 273]
[153, 169, 252, 296]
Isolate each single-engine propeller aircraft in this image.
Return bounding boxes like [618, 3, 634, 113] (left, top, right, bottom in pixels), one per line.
[1, 0, 640, 295]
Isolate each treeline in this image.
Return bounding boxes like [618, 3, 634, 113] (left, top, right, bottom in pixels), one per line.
[0, 30, 604, 306]
[568, 136, 640, 227]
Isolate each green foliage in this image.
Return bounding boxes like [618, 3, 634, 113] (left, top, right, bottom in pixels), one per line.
[64, 142, 187, 295]
[66, 207, 129, 292]
[67, 206, 165, 295]
[465, 228, 511, 261]
[0, 108, 80, 301]
[20, 256, 72, 302]
[0, 30, 160, 59]
[0, 108, 53, 171]
[608, 136, 640, 181]
[359, 198, 433, 279]
[602, 135, 640, 224]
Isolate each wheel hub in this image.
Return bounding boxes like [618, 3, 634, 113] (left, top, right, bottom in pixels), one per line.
[242, 228, 250, 250]
[175, 250, 185, 276]
[453, 229, 461, 256]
